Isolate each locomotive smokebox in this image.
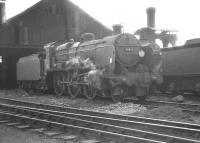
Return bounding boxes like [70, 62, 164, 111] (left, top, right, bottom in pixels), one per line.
[112, 24, 123, 34]
[0, 1, 5, 26]
[146, 7, 156, 28]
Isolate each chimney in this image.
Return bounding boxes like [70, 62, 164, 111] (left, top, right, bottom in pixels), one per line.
[146, 7, 155, 28]
[0, 1, 5, 26]
[112, 24, 123, 34]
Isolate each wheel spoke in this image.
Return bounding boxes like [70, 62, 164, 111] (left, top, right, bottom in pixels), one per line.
[83, 85, 97, 100]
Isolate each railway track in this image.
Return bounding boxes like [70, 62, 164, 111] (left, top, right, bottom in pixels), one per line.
[0, 98, 200, 142]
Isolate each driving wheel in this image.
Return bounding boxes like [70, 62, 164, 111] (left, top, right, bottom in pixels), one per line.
[68, 70, 81, 98]
[83, 84, 97, 100]
[111, 86, 126, 102]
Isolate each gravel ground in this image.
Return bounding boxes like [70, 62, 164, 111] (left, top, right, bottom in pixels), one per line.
[0, 125, 67, 143]
[83, 102, 147, 114]
[0, 89, 146, 114]
[148, 93, 200, 104]
[132, 106, 196, 123]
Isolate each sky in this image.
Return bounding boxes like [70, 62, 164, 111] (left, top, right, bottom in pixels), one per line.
[5, 0, 200, 45]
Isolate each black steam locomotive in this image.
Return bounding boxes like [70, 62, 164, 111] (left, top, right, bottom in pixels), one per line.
[17, 32, 162, 102]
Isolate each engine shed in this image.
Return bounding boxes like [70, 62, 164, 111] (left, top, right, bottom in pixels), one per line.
[0, 0, 112, 89]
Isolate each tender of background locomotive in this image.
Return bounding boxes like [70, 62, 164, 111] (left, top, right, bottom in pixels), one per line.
[160, 39, 200, 96]
[17, 33, 162, 102]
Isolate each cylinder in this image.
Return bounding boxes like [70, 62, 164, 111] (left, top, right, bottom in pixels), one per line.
[146, 7, 155, 28]
[0, 2, 5, 26]
[112, 24, 123, 34]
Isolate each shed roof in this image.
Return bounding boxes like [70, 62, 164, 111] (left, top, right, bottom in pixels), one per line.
[4, 0, 112, 32]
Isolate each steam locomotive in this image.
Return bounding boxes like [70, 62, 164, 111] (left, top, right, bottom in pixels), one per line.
[17, 32, 162, 102]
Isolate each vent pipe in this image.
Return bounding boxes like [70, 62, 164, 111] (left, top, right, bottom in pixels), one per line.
[146, 7, 155, 28]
